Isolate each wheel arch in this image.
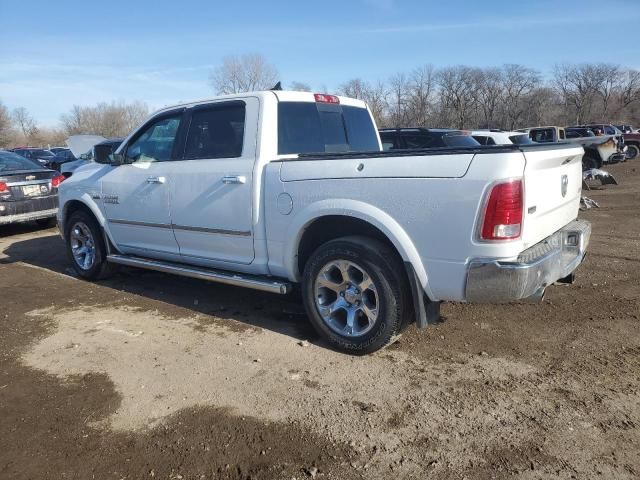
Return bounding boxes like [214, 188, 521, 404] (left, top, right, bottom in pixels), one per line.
[283, 200, 434, 300]
[60, 195, 114, 247]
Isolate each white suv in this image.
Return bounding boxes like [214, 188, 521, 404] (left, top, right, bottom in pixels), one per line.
[472, 130, 534, 146]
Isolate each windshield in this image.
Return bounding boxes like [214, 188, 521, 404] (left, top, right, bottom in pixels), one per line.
[0, 151, 45, 172]
[508, 134, 535, 145]
[278, 102, 380, 154]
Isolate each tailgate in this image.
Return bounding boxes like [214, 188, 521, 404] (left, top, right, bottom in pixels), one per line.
[521, 145, 584, 247]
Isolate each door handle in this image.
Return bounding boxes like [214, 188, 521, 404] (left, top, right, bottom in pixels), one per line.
[222, 175, 246, 185]
[146, 176, 166, 184]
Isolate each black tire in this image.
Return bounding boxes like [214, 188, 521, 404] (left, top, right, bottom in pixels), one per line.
[35, 217, 56, 228]
[65, 210, 116, 280]
[302, 235, 410, 355]
[625, 144, 639, 160]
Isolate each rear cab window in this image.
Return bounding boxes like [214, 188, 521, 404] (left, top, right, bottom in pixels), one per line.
[277, 100, 379, 155]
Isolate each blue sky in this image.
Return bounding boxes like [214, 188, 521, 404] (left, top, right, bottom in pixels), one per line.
[1, 0, 639, 126]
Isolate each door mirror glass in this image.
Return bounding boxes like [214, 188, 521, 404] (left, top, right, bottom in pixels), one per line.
[111, 153, 125, 165]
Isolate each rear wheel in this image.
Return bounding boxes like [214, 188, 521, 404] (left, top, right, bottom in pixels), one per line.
[302, 236, 410, 355]
[65, 210, 116, 280]
[625, 144, 639, 160]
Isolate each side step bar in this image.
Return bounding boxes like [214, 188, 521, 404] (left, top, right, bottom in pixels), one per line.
[106, 254, 291, 295]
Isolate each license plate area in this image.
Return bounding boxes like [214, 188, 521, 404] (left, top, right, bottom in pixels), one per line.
[22, 184, 49, 197]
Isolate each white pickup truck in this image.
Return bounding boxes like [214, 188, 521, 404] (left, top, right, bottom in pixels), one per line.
[57, 90, 591, 354]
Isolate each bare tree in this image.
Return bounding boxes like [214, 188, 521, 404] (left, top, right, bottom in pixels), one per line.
[476, 68, 504, 128]
[363, 80, 389, 128]
[596, 64, 621, 118]
[60, 101, 149, 138]
[289, 81, 311, 92]
[340, 79, 369, 100]
[388, 73, 412, 127]
[619, 69, 640, 108]
[339, 79, 388, 127]
[436, 66, 479, 129]
[553, 63, 603, 124]
[407, 65, 436, 127]
[210, 54, 278, 94]
[12, 107, 39, 142]
[0, 101, 14, 148]
[500, 64, 540, 129]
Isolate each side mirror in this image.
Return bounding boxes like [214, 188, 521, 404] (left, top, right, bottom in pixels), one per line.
[111, 153, 125, 166]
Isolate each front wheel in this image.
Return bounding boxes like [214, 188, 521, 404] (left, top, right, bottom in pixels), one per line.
[65, 210, 116, 280]
[302, 236, 410, 355]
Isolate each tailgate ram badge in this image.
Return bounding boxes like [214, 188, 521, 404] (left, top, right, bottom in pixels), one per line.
[26, 175, 36, 181]
[561, 174, 568, 198]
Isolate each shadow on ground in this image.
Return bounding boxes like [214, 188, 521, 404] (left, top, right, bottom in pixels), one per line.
[0, 230, 317, 342]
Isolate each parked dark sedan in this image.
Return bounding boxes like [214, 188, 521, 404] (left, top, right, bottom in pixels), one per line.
[0, 150, 65, 227]
[379, 128, 481, 150]
[11, 147, 59, 167]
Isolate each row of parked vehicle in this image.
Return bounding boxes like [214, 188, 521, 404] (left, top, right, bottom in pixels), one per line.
[1, 137, 124, 227]
[379, 122, 638, 170]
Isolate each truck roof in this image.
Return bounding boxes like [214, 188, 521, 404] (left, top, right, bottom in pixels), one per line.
[153, 90, 368, 117]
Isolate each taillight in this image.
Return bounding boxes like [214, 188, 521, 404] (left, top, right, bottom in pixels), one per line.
[0, 181, 8, 193]
[481, 179, 523, 240]
[51, 174, 65, 188]
[314, 93, 340, 104]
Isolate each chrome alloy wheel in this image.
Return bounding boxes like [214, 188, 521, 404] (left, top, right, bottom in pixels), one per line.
[70, 221, 96, 271]
[314, 260, 379, 337]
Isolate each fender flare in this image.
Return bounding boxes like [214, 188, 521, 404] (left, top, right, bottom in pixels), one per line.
[282, 199, 436, 300]
[60, 194, 118, 248]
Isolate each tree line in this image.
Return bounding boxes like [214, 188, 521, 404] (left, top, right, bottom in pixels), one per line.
[2, 57, 640, 150]
[209, 55, 640, 130]
[0, 101, 150, 149]
[336, 63, 640, 130]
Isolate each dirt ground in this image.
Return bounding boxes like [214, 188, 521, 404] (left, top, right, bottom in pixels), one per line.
[1, 163, 639, 480]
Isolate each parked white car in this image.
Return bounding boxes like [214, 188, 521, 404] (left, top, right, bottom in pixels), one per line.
[471, 129, 534, 145]
[57, 91, 591, 354]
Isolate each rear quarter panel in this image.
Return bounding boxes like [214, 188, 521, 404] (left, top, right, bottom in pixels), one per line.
[264, 150, 528, 301]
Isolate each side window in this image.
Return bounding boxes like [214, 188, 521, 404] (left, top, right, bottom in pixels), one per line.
[126, 114, 182, 163]
[184, 103, 246, 159]
[473, 135, 488, 145]
[605, 126, 615, 135]
[559, 129, 565, 140]
[486, 137, 496, 145]
[380, 134, 394, 151]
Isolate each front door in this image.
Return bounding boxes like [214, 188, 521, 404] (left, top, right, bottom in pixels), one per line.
[101, 111, 184, 256]
[169, 99, 256, 265]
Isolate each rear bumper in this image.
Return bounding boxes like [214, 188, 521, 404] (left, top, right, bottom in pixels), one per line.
[465, 219, 591, 303]
[0, 196, 59, 225]
[0, 208, 58, 225]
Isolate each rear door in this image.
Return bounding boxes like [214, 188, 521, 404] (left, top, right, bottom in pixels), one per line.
[521, 145, 584, 247]
[169, 98, 257, 265]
